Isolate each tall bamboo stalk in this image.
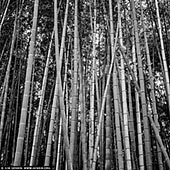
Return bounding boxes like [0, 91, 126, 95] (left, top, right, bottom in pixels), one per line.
[118, 1, 132, 169]
[127, 75, 137, 170]
[14, 0, 39, 165]
[55, 115, 62, 169]
[89, 0, 97, 167]
[70, 0, 78, 167]
[105, 39, 111, 170]
[113, 63, 124, 170]
[44, 0, 60, 165]
[132, 33, 144, 170]
[79, 39, 87, 170]
[24, 62, 34, 166]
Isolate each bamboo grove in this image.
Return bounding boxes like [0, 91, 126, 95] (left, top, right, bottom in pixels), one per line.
[0, 0, 170, 169]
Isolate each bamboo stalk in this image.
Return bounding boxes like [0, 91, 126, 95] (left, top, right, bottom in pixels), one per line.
[14, 0, 39, 163]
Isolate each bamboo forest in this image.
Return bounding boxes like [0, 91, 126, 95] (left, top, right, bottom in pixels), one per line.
[1, 0, 170, 169]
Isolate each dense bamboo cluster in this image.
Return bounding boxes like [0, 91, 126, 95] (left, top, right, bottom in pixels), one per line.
[0, 0, 170, 170]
